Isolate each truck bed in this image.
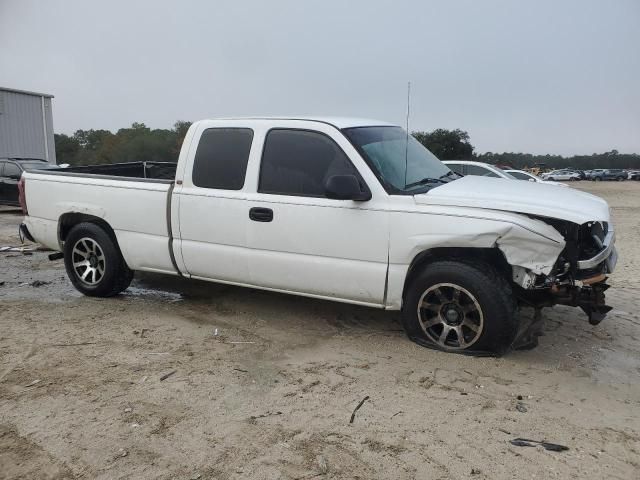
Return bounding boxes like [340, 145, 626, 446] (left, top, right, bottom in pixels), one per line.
[22, 164, 178, 275]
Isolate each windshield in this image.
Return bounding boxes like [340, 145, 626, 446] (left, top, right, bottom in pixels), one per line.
[342, 126, 454, 194]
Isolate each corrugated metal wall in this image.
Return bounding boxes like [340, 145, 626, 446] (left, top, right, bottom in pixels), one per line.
[0, 89, 57, 164]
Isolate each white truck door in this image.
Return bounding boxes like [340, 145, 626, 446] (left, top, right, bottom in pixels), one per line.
[177, 125, 254, 283]
[245, 126, 389, 306]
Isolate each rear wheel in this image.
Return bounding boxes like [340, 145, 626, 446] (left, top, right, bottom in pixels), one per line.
[402, 260, 518, 355]
[63, 222, 133, 297]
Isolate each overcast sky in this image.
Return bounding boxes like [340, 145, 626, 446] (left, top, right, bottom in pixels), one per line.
[1, 0, 638, 155]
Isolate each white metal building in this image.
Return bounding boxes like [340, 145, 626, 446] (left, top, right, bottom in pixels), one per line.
[0, 87, 56, 164]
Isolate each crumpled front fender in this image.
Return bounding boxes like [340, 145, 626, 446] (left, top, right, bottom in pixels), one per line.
[395, 211, 566, 276]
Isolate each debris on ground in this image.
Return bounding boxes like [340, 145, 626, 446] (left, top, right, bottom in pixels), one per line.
[250, 411, 282, 420]
[159, 370, 177, 381]
[30, 280, 50, 287]
[0, 246, 38, 253]
[471, 468, 481, 475]
[349, 395, 370, 424]
[24, 379, 41, 387]
[317, 455, 328, 474]
[509, 438, 569, 452]
[515, 401, 528, 413]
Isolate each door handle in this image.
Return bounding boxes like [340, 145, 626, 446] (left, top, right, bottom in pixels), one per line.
[249, 207, 273, 222]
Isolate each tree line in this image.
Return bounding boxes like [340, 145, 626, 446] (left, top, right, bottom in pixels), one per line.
[54, 121, 192, 166]
[55, 122, 640, 170]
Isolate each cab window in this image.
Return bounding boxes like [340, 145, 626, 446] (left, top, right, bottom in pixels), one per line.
[259, 129, 361, 197]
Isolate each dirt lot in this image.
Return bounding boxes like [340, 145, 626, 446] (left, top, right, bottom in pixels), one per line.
[1, 181, 639, 480]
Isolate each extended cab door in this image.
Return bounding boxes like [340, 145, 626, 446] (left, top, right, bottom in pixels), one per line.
[175, 124, 255, 283]
[245, 122, 389, 306]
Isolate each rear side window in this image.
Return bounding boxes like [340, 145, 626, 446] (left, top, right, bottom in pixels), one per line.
[192, 128, 253, 190]
[259, 129, 358, 197]
[509, 171, 529, 180]
[465, 164, 499, 178]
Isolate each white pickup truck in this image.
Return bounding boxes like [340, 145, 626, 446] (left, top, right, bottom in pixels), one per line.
[19, 117, 618, 354]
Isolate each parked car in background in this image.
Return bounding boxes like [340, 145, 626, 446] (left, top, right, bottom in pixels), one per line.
[504, 169, 569, 187]
[0, 158, 59, 206]
[590, 169, 627, 181]
[19, 117, 617, 354]
[442, 160, 515, 179]
[628, 170, 640, 181]
[541, 169, 581, 181]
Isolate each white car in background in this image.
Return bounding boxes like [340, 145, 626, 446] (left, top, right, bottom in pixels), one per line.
[541, 169, 581, 181]
[443, 160, 516, 179]
[504, 169, 569, 187]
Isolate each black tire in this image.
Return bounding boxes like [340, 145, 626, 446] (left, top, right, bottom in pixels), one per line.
[63, 222, 133, 297]
[402, 260, 518, 355]
[547, 177, 555, 181]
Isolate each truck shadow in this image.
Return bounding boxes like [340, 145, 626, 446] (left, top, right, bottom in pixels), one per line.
[130, 271, 405, 337]
[128, 271, 617, 366]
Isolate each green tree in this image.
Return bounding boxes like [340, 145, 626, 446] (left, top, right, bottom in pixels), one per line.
[412, 129, 474, 160]
[172, 120, 192, 156]
[53, 133, 81, 165]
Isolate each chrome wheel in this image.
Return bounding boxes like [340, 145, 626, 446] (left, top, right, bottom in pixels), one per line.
[417, 283, 484, 350]
[71, 237, 106, 285]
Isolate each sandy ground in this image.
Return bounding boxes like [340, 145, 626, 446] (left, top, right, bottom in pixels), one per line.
[1, 181, 639, 480]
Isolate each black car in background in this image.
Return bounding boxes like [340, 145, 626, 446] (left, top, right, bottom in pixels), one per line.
[0, 159, 59, 206]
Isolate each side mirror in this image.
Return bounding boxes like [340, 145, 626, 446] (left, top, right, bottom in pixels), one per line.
[324, 175, 371, 201]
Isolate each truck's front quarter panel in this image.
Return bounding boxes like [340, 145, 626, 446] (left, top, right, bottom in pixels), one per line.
[384, 200, 567, 309]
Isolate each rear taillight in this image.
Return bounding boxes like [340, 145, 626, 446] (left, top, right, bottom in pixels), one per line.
[18, 176, 28, 215]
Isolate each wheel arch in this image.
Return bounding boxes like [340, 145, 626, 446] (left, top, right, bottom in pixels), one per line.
[58, 213, 122, 254]
[402, 247, 512, 304]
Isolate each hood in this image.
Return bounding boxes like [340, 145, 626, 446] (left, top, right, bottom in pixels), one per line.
[415, 176, 610, 225]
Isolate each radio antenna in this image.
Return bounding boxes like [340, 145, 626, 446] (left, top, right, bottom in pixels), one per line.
[404, 81, 411, 188]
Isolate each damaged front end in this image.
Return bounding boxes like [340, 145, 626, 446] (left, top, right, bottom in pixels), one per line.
[517, 218, 618, 326]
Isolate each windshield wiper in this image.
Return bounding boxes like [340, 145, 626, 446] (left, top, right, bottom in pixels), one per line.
[404, 177, 447, 189]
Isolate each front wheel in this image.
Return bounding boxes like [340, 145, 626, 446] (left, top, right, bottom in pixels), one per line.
[402, 260, 518, 355]
[63, 222, 133, 297]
